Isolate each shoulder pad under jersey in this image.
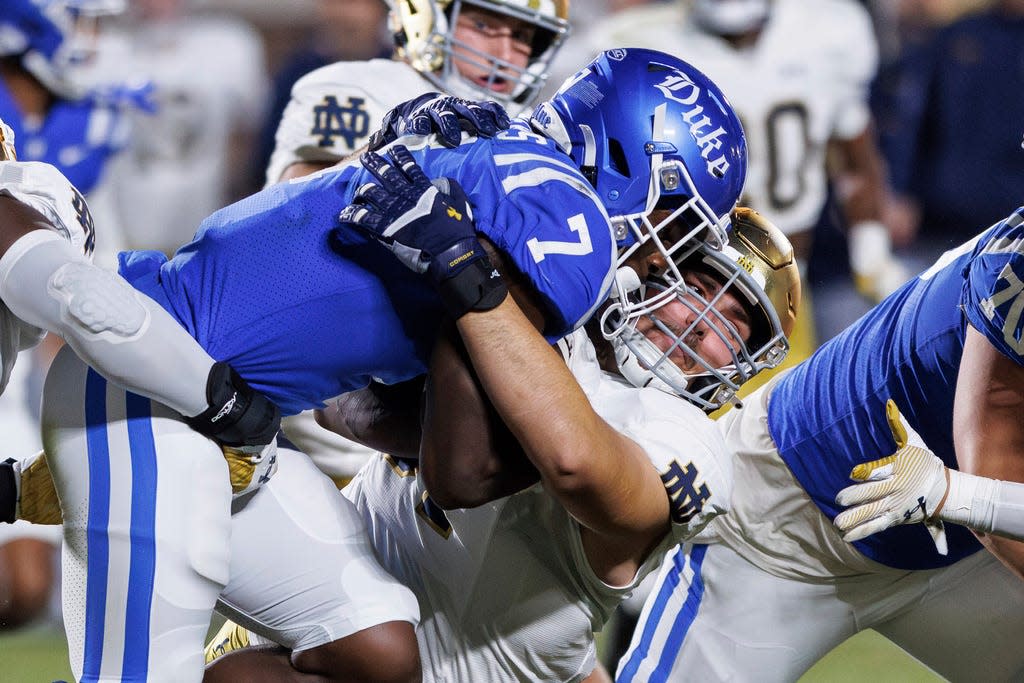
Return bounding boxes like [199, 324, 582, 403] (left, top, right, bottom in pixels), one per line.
[962, 208, 1024, 365]
[452, 124, 618, 338]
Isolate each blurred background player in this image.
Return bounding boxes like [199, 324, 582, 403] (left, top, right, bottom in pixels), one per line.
[266, 0, 569, 183]
[616, 205, 1024, 682]
[878, 0, 1024, 276]
[571, 0, 904, 360]
[80, 0, 270, 255]
[264, 0, 570, 490]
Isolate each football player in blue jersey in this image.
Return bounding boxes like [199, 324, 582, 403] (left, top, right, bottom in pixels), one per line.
[3, 49, 751, 682]
[203, 81, 797, 681]
[0, 0, 280, 631]
[616, 206, 1024, 682]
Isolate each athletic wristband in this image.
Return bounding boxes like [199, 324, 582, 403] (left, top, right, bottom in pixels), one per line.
[938, 467, 998, 531]
[185, 362, 281, 447]
[0, 458, 16, 524]
[438, 254, 508, 318]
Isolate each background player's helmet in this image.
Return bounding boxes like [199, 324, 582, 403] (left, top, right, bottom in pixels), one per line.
[531, 48, 747, 319]
[603, 207, 800, 411]
[390, 0, 569, 116]
[691, 0, 771, 36]
[0, 0, 125, 98]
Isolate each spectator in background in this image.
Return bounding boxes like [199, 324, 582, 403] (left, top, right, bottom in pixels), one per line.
[251, 0, 391, 185]
[84, 0, 269, 255]
[881, 0, 1024, 272]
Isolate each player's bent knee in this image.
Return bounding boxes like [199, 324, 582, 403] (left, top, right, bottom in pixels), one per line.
[292, 621, 421, 683]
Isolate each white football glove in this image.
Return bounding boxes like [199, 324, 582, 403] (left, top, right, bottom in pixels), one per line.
[834, 399, 949, 555]
[849, 221, 910, 303]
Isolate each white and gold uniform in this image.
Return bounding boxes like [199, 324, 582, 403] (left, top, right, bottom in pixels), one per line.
[265, 59, 434, 187]
[343, 328, 732, 682]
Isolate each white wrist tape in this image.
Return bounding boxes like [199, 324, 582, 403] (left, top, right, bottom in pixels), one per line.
[942, 471, 999, 540]
[0, 230, 214, 416]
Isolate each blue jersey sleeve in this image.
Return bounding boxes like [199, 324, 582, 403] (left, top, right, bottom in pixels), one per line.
[962, 208, 1024, 366]
[339, 126, 618, 340]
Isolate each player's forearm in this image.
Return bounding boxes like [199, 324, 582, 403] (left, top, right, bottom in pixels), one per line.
[420, 326, 539, 508]
[976, 534, 1024, 582]
[836, 127, 886, 225]
[457, 298, 607, 479]
[456, 297, 646, 517]
[932, 469, 1024, 541]
[315, 378, 424, 460]
[0, 209, 212, 417]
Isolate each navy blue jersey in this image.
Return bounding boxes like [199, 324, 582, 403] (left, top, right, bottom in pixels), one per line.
[119, 122, 617, 416]
[767, 208, 1024, 570]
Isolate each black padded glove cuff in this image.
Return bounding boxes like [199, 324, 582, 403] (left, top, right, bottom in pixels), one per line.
[0, 458, 17, 524]
[185, 362, 281, 447]
[439, 256, 508, 318]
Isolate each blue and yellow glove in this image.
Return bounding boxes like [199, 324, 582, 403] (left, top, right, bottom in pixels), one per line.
[337, 144, 507, 318]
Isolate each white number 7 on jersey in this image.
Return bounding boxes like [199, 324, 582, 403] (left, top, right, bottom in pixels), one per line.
[526, 214, 593, 263]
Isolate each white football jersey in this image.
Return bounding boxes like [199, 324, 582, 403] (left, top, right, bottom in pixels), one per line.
[0, 161, 95, 393]
[265, 59, 435, 186]
[343, 329, 730, 682]
[581, 0, 878, 236]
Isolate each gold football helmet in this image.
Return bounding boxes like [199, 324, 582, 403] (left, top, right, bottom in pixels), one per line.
[389, 0, 569, 115]
[604, 207, 801, 411]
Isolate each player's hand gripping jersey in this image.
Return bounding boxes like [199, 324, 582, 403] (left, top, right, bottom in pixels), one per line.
[343, 327, 730, 683]
[119, 121, 616, 415]
[767, 208, 1024, 569]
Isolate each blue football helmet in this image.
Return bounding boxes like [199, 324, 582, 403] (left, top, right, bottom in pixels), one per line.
[531, 48, 750, 402]
[530, 48, 747, 265]
[0, 0, 125, 98]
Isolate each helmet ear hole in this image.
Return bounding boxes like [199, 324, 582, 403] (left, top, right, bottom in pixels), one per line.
[607, 138, 630, 178]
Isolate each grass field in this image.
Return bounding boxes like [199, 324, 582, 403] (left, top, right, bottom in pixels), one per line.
[0, 625, 944, 682]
